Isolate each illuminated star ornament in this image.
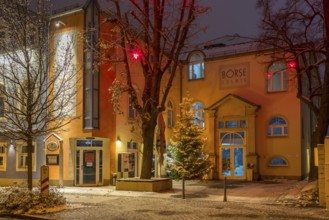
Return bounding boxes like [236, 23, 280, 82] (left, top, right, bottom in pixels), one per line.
[286, 60, 297, 69]
[130, 48, 143, 61]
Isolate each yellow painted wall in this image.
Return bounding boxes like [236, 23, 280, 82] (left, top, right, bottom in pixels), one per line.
[48, 10, 117, 185]
[166, 51, 302, 180]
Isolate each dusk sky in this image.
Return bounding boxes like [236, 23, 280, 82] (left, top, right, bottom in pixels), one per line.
[196, 0, 261, 43]
[51, 0, 261, 43]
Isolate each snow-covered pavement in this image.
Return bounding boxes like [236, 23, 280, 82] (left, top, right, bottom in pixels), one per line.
[41, 179, 329, 220]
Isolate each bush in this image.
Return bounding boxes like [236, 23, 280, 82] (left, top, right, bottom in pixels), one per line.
[0, 184, 66, 213]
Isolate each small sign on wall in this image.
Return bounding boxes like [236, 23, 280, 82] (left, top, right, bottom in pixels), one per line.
[46, 141, 59, 152]
[219, 63, 250, 89]
[46, 154, 59, 165]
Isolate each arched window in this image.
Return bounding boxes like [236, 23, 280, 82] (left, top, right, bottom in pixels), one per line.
[188, 52, 204, 80]
[192, 102, 204, 128]
[268, 157, 288, 166]
[267, 63, 287, 92]
[220, 132, 244, 146]
[267, 116, 288, 136]
[167, 101, 173, 128]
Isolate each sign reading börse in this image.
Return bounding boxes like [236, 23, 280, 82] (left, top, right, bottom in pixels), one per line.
[219, 63, 249, 89]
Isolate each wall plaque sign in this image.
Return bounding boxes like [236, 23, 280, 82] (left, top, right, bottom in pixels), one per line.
[219, 63, 250, 89]
[47, 141, 59, 151]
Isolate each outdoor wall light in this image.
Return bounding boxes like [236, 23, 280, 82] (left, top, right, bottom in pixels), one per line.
[116, 136, 122, 148]
[55, 21, 66, 28]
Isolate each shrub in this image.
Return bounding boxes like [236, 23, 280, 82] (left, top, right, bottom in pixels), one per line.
[0, 184, 66, 213]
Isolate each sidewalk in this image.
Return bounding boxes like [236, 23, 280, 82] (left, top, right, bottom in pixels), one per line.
[58, 179, 309, 205]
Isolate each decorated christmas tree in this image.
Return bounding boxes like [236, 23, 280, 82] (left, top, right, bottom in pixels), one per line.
[166, 96, 212, 199]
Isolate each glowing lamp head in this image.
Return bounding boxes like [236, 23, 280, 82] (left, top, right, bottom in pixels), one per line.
[267, 72, 272, 79]
[287, 60, 297, 69]
[116, 136, 122, 148]
[130, 48, 142, 61]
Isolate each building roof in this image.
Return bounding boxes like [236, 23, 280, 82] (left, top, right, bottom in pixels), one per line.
[181, 34, 263, 61]
[204, 34, 252, 48]
[50, 0, 84, 15]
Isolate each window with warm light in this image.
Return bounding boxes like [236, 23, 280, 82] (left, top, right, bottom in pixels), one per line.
[167, 101, 173, 128]
[267, 63, 287, 92]
[83, 0, 100, 129]
[267, 116, 288, 136]
[188, 52, 205, 80]
[192, 102, 205, 128]
[16, 143, 36, 172]
[0, 144, 6, 171]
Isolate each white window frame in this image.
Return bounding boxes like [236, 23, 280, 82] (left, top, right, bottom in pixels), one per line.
[192, 102, 205, 128]
[267, 116, 288, 137]
[267, 63, 287, 92]
[16, 142, 36, 172]
[268, 156, 288, 167]
[188, 52, 205, 80]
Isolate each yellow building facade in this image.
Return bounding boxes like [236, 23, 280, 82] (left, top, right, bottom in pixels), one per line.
[45, 1, 116, 186]
[164, 36, 305, 180]
[0, 1, 309, 186]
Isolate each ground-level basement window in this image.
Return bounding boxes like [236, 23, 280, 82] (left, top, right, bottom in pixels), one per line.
[268, 157, 288, 166]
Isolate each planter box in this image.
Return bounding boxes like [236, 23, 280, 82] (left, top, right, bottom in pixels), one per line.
[116, 178, 172, 192]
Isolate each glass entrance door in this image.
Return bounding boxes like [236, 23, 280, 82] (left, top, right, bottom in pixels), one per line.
[83, 150, 96, 184]
[76, 149, 102, 186]
[220, 132, 245, 180]
[221, 147, 244, 178]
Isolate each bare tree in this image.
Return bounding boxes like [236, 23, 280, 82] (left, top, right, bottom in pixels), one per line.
[0, 0, 79, 189]
[104, 0, 207, 179]
[257, 0, 329, 180]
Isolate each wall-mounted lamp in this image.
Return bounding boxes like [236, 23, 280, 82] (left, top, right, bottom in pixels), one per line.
[116, 136, 122, 147]
[55, 21, 66, 28]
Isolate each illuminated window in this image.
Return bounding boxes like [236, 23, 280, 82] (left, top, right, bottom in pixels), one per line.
[192, 102, 204, 128]
[83, 0, 100, 129]
[0, 144, 6, 171]
[16, 142, 36, 172]
[167, 101, 173, 128]
[128, 96, 137, 120]
[267, 116, 288, 136]
[268, 157, 288, 166]
[267, 63, 287, 92]
[188, 52, 204, 80]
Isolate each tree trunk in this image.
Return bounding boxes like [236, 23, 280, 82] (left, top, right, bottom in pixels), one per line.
[182, 177, 185, 199]
[140, 114, 157, 179]
[27, 137, 33, 190]
[308, 0, 329, 180]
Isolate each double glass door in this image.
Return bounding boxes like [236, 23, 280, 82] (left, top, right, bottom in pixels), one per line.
[220, 132, 245, 180]
[221, 147, 244, 179]
[76, 149, 103, 186]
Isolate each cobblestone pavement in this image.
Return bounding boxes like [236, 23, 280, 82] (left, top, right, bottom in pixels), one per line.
[42, 180, 329, 220]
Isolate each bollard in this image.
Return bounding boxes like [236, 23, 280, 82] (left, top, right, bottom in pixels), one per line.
[223, 176, 227, 202]
[41, 165, 49, 196]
